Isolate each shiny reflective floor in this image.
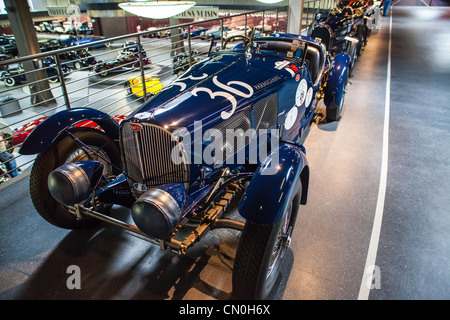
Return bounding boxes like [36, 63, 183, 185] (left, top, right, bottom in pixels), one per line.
[1, 6, 449, 300]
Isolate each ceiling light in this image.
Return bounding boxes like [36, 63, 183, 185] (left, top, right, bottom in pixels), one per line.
[257, 0, 284, 3]
[118, 1, 196, 19]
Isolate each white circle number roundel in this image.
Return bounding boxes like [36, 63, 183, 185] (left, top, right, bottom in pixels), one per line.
[306, 87, 313, 108]
[295, 79, 308, 107]
[284, 106, 298, 130]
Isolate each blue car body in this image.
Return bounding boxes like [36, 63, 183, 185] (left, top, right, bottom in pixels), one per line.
[60, 35, 109, 48]
[22, 32, 349, 222]
[20, 33, 350, 298]
[309, 5, 370, 72]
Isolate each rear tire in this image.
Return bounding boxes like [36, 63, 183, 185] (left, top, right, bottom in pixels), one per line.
[355, 25, 364, 57]
[347, 42, 358, 76]
[125, 81, 132, 94]
[98, 67, 108, 77]
[326, 72, 348, 122]
[29, 128, 121, 229]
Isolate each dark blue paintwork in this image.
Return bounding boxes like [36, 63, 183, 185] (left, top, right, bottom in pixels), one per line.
[157, 183, 187, 211]
[239, 143, 307, 225]
[127, 34, 325, 139]
[75, 160, 105, 189]
[23, 33, 350, 227]
[309, 7, 367, 57]
[324, 52, 351, 112]
[128, 53, 290, 128]
[60, 35, 109, 48]
[19, 108, 120, 155]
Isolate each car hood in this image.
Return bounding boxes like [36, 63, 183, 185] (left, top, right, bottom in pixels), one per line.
[128, 52, 298, 129]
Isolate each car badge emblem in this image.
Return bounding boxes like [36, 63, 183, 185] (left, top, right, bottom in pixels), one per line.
[130, 122, 143, 132]
[295, 74, 300, 81]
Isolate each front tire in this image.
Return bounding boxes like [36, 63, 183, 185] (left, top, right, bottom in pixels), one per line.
[48, 77, 59, 83]
[232, 190, 301, 299]
[4, 77, 16, 87]
[29, 128, 121, 229]
[97, 67, 108, 77]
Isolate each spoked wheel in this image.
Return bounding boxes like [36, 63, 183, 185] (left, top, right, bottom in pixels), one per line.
[232, 189, 301, 300]
[29, 128, 121, 229]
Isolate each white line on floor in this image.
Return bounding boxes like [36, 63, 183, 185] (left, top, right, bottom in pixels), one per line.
[358, 13, 393, 300]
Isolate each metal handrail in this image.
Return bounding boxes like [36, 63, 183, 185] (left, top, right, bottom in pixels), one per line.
[0, 6, 288, 67]
[0, 2, 334, 185]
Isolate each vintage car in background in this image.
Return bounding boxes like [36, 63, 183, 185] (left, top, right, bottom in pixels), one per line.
[172, 50, 201, 74]
[60, 35, 110, 48]
[143, 26, 175, 38]
[0, 59, 70, 87]
[308, 0, 374, 73]
[125, 74, 163, 98]
[94, 49, 151, 77]
[19, 31, 350, 299]
[121, 41, 141, 53]
[58, 49, 98, 70]
[38, 39, 67, 52]
[341, 0, 382, 32]
[200, 25, 230, 40]
[0, 36, 18, 57]
[0, 53, 11, 69]
[184, 26, 208, 38]
[11, 114, 126, 147]
[143, 27, 161, 38]
[225, 26, 261, 40]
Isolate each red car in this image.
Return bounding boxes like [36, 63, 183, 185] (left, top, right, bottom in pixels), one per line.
[12, 114, 126, 147]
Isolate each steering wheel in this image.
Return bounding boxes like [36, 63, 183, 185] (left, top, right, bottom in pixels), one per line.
[223, 35, 251, 50]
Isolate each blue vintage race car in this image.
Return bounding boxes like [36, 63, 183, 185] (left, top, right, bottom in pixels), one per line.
[19, 32, 350, 299]
[309, 1, 371, 73]
[60, 35, 110, 48]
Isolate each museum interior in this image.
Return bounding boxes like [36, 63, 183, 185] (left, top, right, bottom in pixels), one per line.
[0, 0, 449, 303]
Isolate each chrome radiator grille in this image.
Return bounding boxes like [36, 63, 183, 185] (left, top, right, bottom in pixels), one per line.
[120, 121, 189, 190]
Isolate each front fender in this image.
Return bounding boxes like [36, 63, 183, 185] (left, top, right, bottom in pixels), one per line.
[19, 108, 120, 155]
[324, 52, 350, 110]
[238, 143, 309, 225]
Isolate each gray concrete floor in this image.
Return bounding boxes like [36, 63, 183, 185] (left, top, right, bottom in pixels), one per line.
[0, 5, 449, 301]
